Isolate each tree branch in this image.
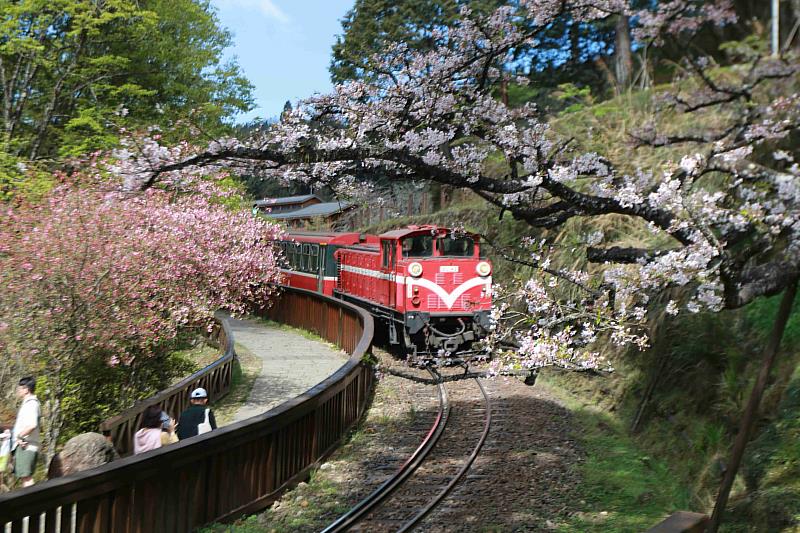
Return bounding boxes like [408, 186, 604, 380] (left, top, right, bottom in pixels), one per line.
[586, 246, 672, 264]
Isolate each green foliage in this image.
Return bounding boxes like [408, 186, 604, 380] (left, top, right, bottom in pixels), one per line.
[719, 35, 768, 63]
[745, 290, 800, 349]
[542, 381, 691, 533]
[737, 366, 800, 531]
[57, 342, 197, 442]
[208, 174, 253, 211]
[554, 83, 594, 113]
[331, 0, 457, 84]
[0, 151, 54, 202]
[502, 82, 542, 108]
[0, 0, 252, 168]
[58, 108, 122, 159]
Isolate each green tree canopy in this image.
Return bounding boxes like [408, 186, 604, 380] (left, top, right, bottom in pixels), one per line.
[0, 0, 252, 166]
[330, 0, 503, 84]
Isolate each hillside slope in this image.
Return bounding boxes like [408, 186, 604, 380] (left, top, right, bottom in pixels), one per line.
[357, 83, 800, 530]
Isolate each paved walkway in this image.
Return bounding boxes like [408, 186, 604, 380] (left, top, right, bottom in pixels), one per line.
[226, 317, 349, 422]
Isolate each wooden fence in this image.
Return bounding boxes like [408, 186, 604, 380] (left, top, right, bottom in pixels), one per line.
[0, 287, 374, 532]
[99, 311, 236, 456]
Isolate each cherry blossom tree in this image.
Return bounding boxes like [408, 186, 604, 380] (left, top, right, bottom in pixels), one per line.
[103, 2, 794, 527]
[111, 0, 751, 369]
[0, 168, 284, 450]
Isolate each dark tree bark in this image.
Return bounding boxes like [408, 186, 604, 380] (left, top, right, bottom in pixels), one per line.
[708, 277, 798, 532]
[613, 14, 633, 90]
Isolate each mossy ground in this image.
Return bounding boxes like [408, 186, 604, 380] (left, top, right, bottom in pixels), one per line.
[170, 341, 222, 382]
[538, 376, 692, 533]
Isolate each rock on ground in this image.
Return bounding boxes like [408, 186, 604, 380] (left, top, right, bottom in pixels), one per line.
[48, 432, 118, 478]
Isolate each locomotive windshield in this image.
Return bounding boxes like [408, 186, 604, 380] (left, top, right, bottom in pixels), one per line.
[401, 235, 433, 257]
[437, 236, 474, 257]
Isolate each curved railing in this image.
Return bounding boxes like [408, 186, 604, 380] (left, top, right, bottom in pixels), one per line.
[99, 310, 236, 456]
[0, 287, 375, 532]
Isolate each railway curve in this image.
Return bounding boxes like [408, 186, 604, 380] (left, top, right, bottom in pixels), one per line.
[323, 367, 492, 532]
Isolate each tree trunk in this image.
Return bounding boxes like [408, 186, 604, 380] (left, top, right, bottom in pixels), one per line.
[44, 392, 62, 466]
[630, 350, 668, 433]
[29, 32, 86, 160]
[613, 14, 633, 90]
[708, 277, 798, 532]
[430, 182, 441, 212]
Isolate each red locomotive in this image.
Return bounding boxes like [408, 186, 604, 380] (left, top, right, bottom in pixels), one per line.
[275, 225, 493, 359]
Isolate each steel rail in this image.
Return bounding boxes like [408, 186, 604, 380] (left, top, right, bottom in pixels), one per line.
[321, 368, 449, 533]
[397, 377, 492, 532]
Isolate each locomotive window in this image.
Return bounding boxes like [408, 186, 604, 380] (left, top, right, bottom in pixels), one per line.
[278, 242, 288, 266]
[401, 235, 432, 258]
[292, 243, 302, 270]
[302, 244, 311, 272]
[285, 243, 293, 268]
[309, 245, 319, 272]
[381, 241, 392, 268]
[437, 236, 474, 257]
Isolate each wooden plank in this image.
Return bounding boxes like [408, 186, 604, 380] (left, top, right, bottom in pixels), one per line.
[27, 512, 42, 533]
[61, 503, 75, 533]
[76, 495, 109, 533]
[647, 511, 708, 533]
[109, 486, 132, 533]
[44, 507, 59, 533]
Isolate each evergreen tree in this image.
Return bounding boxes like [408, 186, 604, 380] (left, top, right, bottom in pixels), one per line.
[0, 0, 252, 165]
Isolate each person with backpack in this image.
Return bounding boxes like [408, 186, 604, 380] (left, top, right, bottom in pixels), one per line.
[12, 377, 40, 487]
[176, 388, 217, 440]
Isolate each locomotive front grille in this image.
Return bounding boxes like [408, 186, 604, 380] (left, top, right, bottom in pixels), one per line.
[434, 272, 464, 286]
[426, 293, 474, 310]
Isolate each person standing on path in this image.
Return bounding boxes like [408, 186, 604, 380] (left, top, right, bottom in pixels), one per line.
[177, 388, 217, 440]
[12, 377, 40, 488]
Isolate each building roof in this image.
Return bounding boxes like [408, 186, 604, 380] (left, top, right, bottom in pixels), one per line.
[253, 194, 320, 208]
[264, 201, 354, 220]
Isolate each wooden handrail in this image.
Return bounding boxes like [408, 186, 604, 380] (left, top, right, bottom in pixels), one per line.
[99, 310, 237, 456]
[0, 286, 375, 532]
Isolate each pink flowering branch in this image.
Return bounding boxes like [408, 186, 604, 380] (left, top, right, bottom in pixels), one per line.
[0, 169, 284, 447]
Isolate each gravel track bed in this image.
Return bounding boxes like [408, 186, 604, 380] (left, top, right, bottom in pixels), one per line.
[354, 367, 488, 531]
[421, 376, 582, 531]
[242, 349, 583, 532]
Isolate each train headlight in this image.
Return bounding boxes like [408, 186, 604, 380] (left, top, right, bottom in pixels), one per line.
[408, 262, 423, 277]
[476, 261, 491, 277]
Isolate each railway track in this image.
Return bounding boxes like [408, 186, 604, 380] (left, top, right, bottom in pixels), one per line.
[323, 368, 492, 532]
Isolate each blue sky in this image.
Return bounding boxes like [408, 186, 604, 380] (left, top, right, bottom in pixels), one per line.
[212, 0, 355, 123]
